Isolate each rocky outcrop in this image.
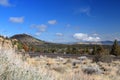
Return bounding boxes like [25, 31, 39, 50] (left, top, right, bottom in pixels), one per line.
[0, 37, 17, 50]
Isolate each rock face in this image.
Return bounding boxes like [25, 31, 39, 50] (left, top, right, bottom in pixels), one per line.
[11, 34, 45, 45]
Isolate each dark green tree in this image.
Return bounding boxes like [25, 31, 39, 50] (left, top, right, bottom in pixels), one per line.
[66, 46, 72, 54]
[91, 45, 104, 55]
[84, 48, 90, 54]
[96, 45, 104, 55]
[91, 46, 97, 55]
[71, 47, 77, 54]
[110, 39, 120, 56]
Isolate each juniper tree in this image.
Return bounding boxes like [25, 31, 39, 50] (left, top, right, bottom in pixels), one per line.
[97, 45, 104, 55]
[91, 46, 97, 55]
[110, 39, 120, 56]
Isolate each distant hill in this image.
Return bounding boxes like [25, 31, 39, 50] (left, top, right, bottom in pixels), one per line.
[11, 34, 47, 45]
[76, 40, 120, 45]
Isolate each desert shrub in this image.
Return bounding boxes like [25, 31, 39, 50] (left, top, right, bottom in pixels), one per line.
[0, 48, 54, 80]
[78, 56, 87, 61]
[72, 62, 76, 67]
[17, 42, 23, 50]
[31, 46, 35, 52]
[82, 65, 103, 75]
[92, 45, 112, 63]
[72, 60, 81, 66]
[93, 55, 112, 63]
[99, 55, 112, 63]
[52, 66, 66, 73]
[116, 68, 120, 76]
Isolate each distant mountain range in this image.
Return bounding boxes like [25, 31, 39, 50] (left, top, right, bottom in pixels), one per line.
[10, 34, 118, 45]
[101, 41, 115, 45]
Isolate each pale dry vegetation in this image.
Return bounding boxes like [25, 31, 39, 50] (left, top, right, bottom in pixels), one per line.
[0, 38, 120, 80]
[26, 54, 120, 80]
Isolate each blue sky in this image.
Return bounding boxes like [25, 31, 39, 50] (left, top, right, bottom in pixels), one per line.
[0, 0, 120, 43]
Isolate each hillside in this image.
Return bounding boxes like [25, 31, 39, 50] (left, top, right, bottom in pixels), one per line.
[11, 34, 47, 45]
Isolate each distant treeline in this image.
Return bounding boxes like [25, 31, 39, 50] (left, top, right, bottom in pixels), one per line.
[16, 40, 120, 56]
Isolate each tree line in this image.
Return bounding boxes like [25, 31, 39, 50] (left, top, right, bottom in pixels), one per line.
[16, 39, 120, 56]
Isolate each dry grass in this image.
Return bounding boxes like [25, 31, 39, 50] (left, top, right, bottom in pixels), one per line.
[0, 39, 120, 80]
[26, 56, 120, 80]
[1, 48, 120, 80]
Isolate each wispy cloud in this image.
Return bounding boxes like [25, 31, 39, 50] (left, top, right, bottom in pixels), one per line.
[35, 32, 41, 36]
[66, 24, 71, 27]
[0, 0, 11, 7]
[73, 33, 101, 42]
[75, 7, 92, 16]
[50, 38, 68, 43]
[31, 24, 47, 36]
[9, 17, 24, 23]
[37, 24, 47, 32]
[48, 20, 57, 25]
[99, 33, 120, 41]
[56, 33, 63, 36]
[93, 33, 98, 36]
[31, 24, 47, 32]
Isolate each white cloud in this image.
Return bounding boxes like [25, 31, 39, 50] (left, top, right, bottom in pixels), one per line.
[73, 33, 100, 42]
[56, 33, 63, 36]
[48, 20, 57, 25]
[9, 17, 24, 23]
[87, 36, 100, 42]
[74, 33, 88, 40]
[0, 0, 11, 6]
